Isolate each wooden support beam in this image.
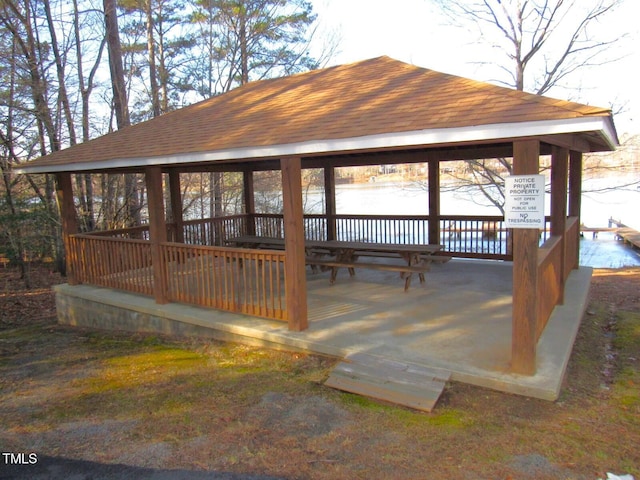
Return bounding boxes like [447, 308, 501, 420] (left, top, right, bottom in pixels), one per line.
[168, 170, 184, 244]
[243, 170, 256, 236]
[55, 172, 79, 285]
[281, 156, 308, 331]
[551, 146, 568, 303]
[428, 155, 440, 246]
[145, 166, 168, 304]
[324, 166, 337, 241]
[568, 151, 583, 270]
[568, 151, 583, 218]
[539, 134, 591, 153]
[304, 143, 517, 169]
[511, 140, 540, 375]
[550, 147, 569, 236]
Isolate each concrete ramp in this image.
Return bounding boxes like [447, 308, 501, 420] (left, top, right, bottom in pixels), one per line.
[325, 353, 451, 412]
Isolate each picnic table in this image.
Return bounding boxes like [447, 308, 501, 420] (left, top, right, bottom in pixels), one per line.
[226, 236, 449, 291]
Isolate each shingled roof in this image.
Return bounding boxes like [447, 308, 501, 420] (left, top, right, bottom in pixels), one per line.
[17, 56, 618, 174]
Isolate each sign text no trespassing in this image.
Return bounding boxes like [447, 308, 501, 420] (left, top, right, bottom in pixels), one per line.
[504, 175, 545, 229]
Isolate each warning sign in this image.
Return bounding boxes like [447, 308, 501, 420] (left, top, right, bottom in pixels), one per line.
[505, 175, 545, 229]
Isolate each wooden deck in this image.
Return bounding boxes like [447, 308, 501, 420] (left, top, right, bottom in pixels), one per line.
[581, 219, 640, 250]
[578, 220, 640, 268]
[617, 227, 640, 250]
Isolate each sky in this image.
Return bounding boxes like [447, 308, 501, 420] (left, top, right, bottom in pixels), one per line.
[310, 0, 640, 137]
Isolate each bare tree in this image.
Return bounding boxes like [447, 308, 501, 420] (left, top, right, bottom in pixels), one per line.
[433, 0, 625, 95]
[72, 0, 107, 231]
[428, 0, 629, 212]
[0, 0, 70, 278]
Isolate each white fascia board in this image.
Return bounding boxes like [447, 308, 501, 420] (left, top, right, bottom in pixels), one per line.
[15, 116, 616, 174]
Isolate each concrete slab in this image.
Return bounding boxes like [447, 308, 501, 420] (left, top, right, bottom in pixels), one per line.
[54, 259, 591, 401]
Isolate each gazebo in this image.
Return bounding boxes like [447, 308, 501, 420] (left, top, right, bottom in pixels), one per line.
[17, 57, 618, 385]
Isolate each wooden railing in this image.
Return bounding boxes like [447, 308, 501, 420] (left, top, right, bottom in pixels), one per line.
[89, 225, 151, 240]
[252, 213, 553, 260]
[253, 213, 285, 238]
[67, 232, 286, 321]
[564, 216, 579, 276]
[537, 235, 563, 339]
[254, 213, 432, 244]
[334, 214, 430, 244]
[68, 234, 154, 296]
[161, 243, 286, 321]
[89, 217, 246, 245]
[174, 215, 247, 246]
[440, 215, 513, 259]
[535, 216, 579, 339]
[88, 214, 553, 262]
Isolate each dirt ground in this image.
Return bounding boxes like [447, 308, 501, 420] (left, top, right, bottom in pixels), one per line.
[0, 264, 638, 480]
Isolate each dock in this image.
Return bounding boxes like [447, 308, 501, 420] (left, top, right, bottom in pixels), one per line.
[577, 219, 640, 268]
[608, 218, 640, 251]
[580, 218, 640, 251]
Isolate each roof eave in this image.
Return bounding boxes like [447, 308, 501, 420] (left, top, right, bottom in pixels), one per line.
[14, 116, 618, 175]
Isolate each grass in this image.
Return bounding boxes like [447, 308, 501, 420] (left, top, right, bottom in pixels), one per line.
[611, 311, 640, 414]
[3, 319, 638, 479]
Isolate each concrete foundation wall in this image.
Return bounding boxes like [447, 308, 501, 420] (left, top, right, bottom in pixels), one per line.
[57, 290, 220, 339]
[54, 284, 308, 353]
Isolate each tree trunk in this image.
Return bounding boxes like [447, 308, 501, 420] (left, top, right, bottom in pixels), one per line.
[240, 14, 249, 84]
[104, 0, 140, 226]
[104, 0, 130, 129]
[146, 0, 161, 118]
[43, 0, 77, 147]
[73, 0, 105, 231]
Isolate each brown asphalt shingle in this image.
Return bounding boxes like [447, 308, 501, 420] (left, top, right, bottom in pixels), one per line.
[23, 56, 613, 170]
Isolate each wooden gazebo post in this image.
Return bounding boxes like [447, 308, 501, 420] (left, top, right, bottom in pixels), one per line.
[167, 169, 184, 244]
[145, 166, 168, 304]
[281, 156, 308, 331]
[324, 166, 337, 241]
[550, 146, 569, 303]
[568, 151, 583, 270]
[427, 154, 441, 246]
[55, 172, 79, 285]
[243, 169, 256, 236]
[511, 139, 541, 375]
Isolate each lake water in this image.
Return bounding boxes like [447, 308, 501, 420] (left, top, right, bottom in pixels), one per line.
[304, 176, 640, 269]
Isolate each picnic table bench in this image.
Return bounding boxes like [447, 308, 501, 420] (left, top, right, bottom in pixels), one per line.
[226, 236, 450, 291]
